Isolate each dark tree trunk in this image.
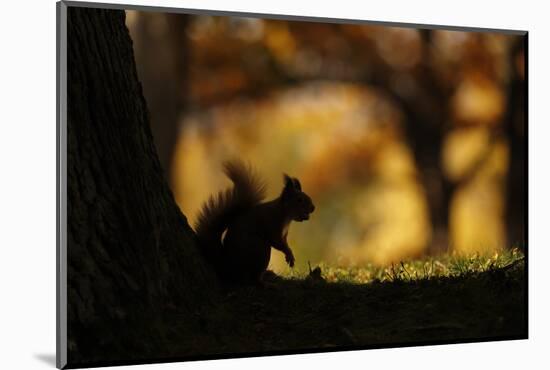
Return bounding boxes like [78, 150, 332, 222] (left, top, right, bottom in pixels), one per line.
[66, 6, 217, 364]
[504, 38, 527, 249]
[395, 96, 453, 254]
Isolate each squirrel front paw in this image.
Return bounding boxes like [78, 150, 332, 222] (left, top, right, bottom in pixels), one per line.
[285, 251, 295, 267]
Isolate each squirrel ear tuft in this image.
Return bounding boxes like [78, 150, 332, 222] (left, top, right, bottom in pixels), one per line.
[283, 173, 292, 186]
[292, 177, 302, 191]
[283, 174, 302, 191]
[282, 173, 295, 197]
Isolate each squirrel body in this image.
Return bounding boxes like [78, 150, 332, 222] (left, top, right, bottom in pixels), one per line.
[195, 160, 315, 283]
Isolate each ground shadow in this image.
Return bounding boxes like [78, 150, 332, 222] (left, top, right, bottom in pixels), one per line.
[66, 261, 526, 368]
[34, 353, 56, 367]
[180, 261, 526, 356]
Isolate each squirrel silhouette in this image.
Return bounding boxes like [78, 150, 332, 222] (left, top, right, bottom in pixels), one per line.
[194, 160, 315, 284]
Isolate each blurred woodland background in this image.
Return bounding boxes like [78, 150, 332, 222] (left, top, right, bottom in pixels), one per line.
[125, 11, 526, 271]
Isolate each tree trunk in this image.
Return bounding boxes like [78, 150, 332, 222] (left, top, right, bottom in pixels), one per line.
[66, 6, 217, 364]
[504, 38, 527, 249]
[368, 29, 454, 254]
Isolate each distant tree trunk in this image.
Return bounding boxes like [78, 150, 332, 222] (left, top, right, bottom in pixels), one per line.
[370, 29, 454, 254]
[395, 94, 453, 254]
[504, 38, 526, 248]
[129, 12, 190, 179]
[66, 6, 217, 363]
[405, 30, 455, 254]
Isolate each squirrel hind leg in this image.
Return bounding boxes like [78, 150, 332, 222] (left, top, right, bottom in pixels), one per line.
[223, 232, 271, 285]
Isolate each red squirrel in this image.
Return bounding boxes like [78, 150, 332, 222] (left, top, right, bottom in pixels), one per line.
[195, 160, 315, 283]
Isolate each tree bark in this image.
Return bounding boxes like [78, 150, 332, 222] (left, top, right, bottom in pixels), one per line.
[66, 6, 217, 364]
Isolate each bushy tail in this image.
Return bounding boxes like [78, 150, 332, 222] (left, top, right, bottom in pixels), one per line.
[195, 160, 266, 267]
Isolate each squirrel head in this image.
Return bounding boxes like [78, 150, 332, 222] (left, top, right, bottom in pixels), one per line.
[281, 174, 315, 222]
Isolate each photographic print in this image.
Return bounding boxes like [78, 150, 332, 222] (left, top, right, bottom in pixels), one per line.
[57, 1, 527, 368]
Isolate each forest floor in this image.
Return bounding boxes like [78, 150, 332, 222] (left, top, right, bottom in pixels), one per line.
[76, 251, 526, 368]
[164, 250, 527, 361]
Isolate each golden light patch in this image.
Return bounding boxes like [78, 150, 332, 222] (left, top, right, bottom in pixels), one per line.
[452, 76, 505, 125]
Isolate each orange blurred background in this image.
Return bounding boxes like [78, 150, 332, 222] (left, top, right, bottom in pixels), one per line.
[125, 11, 526, 271]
